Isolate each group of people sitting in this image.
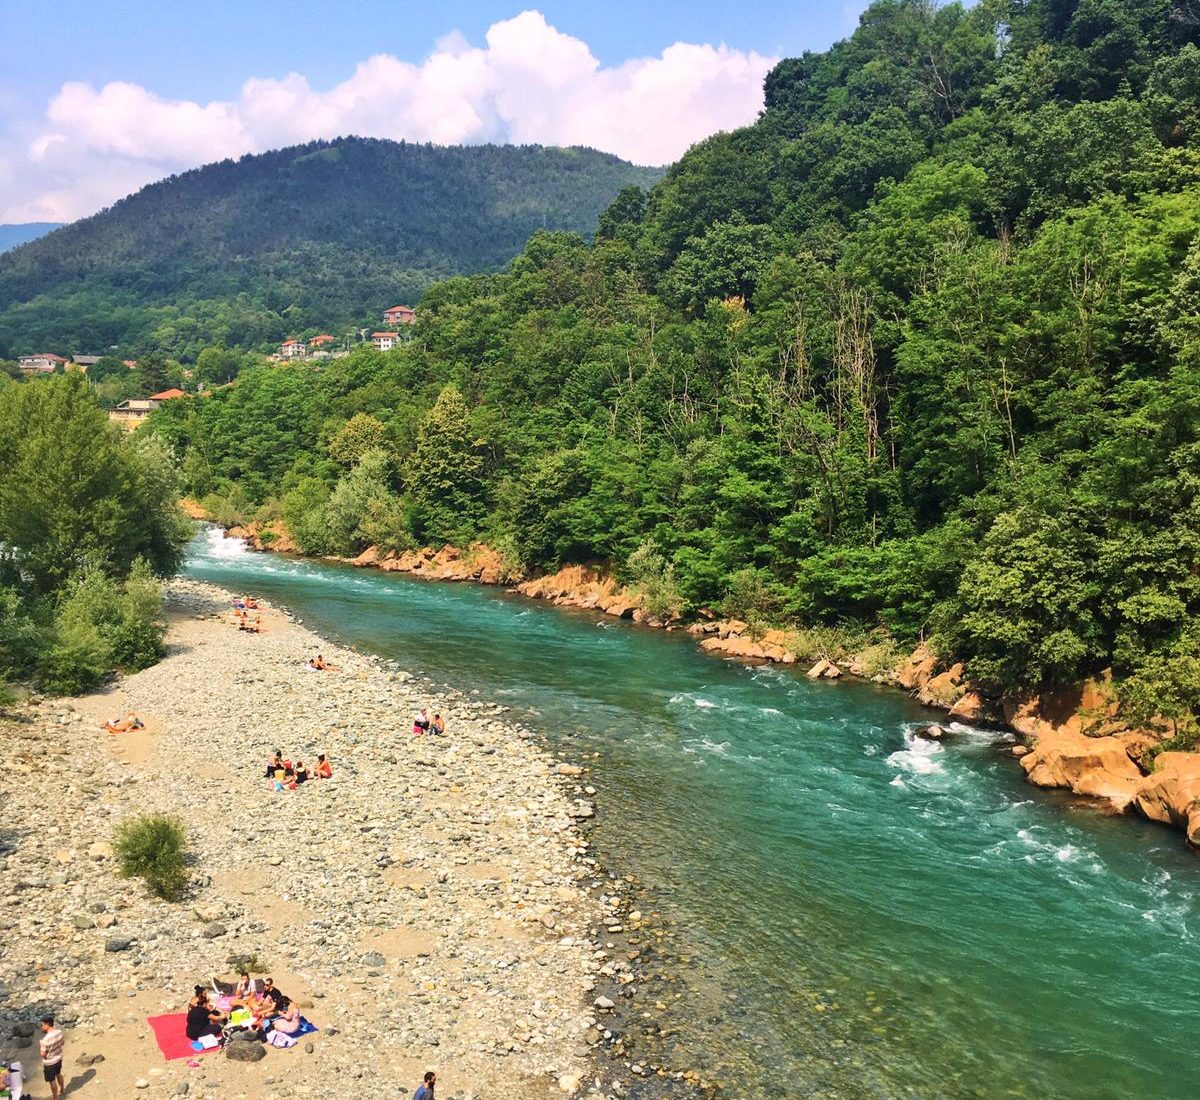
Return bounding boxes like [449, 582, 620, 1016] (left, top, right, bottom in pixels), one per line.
[412, 707, 446, 736]
[185, 973, 303, 1045]
[265, 749, 333, 789]
[104, 712, 144, 734]
[303, 653, 338, 672]
[231, 595, 265, 632]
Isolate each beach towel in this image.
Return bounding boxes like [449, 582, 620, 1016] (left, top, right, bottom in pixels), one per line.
[146, 1014, 221, 1061]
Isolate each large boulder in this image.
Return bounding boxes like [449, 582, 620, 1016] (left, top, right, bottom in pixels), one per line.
[917, 663, 964, 707]
[948, 690, 1004, 725]
[1131, 753, 1200, 844]
[1019, 728, 1143, 810]
[225, 1037, 266, 1062]
[896, 644, 939, 691]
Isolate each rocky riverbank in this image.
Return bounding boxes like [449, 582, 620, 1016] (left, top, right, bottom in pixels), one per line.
[197, 515, 1200, 854]
[0, 578, 653, 1100]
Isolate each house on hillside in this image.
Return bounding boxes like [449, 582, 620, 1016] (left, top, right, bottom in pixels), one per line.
[280, 338, 307, 358]
[108, 389, 186, 431]
[71, 355, 101, 372]
[383, 305, 415, 326]
[371, 332, 400, 351]
[309, 334, 336, 348]
[17, 353, 68, 374]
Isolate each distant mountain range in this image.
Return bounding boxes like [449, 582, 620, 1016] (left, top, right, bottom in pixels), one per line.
[0, 138, 662, 358]
[0, 223, 62, 253]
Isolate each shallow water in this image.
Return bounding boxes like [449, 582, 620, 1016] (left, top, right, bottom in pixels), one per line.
[187, 529, 1200, 1098]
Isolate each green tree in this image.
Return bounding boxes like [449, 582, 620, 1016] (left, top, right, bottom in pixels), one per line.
[328, 412, 389, 468]
[405, 384, 487, 545]
[194, 346, 244, 387]
[0, 375, 188, 593]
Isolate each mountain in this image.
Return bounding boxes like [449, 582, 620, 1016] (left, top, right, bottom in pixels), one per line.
[0, 223, 62, 253]
[0, 139, 662, 358]
[161, 0, 1200, 716]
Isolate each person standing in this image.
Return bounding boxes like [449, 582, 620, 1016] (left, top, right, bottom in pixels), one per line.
[413, 1070, 436, 1100]
[39, 1016, 64, 1100]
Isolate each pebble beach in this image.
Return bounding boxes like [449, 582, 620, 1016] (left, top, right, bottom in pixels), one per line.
[0, 578, 625, 1100]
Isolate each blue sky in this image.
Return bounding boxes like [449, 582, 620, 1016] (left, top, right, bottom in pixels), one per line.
[0, 2, 872, 222]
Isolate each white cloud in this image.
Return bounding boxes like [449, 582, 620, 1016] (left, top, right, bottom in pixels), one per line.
[1, 10, 776, 223]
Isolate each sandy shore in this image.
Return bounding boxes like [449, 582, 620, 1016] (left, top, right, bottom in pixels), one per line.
[0, 579, 611, 1099]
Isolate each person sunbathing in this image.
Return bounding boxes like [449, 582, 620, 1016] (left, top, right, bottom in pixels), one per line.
[313, 754, 332, 779]
[104, 713, 144, 733]
[311, 654, 339, 671]
[185, 988, 226, 1040]
[293, 761, 310, 784]
[245, 597, 259, 610]
[272, 999, 302, 1035]
[431, 713, 446, 736]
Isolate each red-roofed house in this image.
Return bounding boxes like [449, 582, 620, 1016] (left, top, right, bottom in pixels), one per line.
[149, 388, 188, 401]
[17, 353, 68, 374]
[309, 334, 336, 348]
[279, 338, 307, 358]
[371, 332, 400, 351]
[383, 305, 415, 326]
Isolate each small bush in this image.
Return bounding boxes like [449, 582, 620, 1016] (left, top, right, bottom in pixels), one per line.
[722, 567, 780, 640]
[114, 813, 189, 901]
[626, 541, 684, 621]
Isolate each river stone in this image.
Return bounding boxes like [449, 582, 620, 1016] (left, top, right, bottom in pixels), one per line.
[226, 1040, 266, 1063]
[361, 951, 386, 968]
[202, 921, 227, 938]
[105, 936, 132, 952]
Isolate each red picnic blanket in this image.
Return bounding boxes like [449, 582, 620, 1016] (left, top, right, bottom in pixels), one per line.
[147, 1014, 221, 1061]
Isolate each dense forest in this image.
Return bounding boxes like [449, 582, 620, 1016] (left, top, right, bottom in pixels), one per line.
[0, 140, 661, 359]
[146, 0, 1200, 736]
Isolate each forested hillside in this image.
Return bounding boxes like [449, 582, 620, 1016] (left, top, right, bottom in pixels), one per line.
[155, 0, 1200, 734]
[0, 140, 661, 358]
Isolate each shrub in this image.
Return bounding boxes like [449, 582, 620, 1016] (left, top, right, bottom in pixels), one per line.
[0, 585, 39, 682]
[114, 813, 189, 900]
[201, 484, 250, 528]
[36, 561, 166, 694]
[626, 541, 685, 621]
[722, 567, 780, 640]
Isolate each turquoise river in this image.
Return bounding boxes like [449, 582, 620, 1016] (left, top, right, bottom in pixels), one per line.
[187, 529, 1199, 1099]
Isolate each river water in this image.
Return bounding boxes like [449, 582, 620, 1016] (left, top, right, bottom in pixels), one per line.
[186, 529, 1200, 1099]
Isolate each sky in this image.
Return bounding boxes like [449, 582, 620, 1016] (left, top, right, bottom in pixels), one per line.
[0, 1, 872, 224]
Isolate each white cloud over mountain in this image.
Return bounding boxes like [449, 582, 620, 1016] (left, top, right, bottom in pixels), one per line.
[4, 11, 776, 222]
